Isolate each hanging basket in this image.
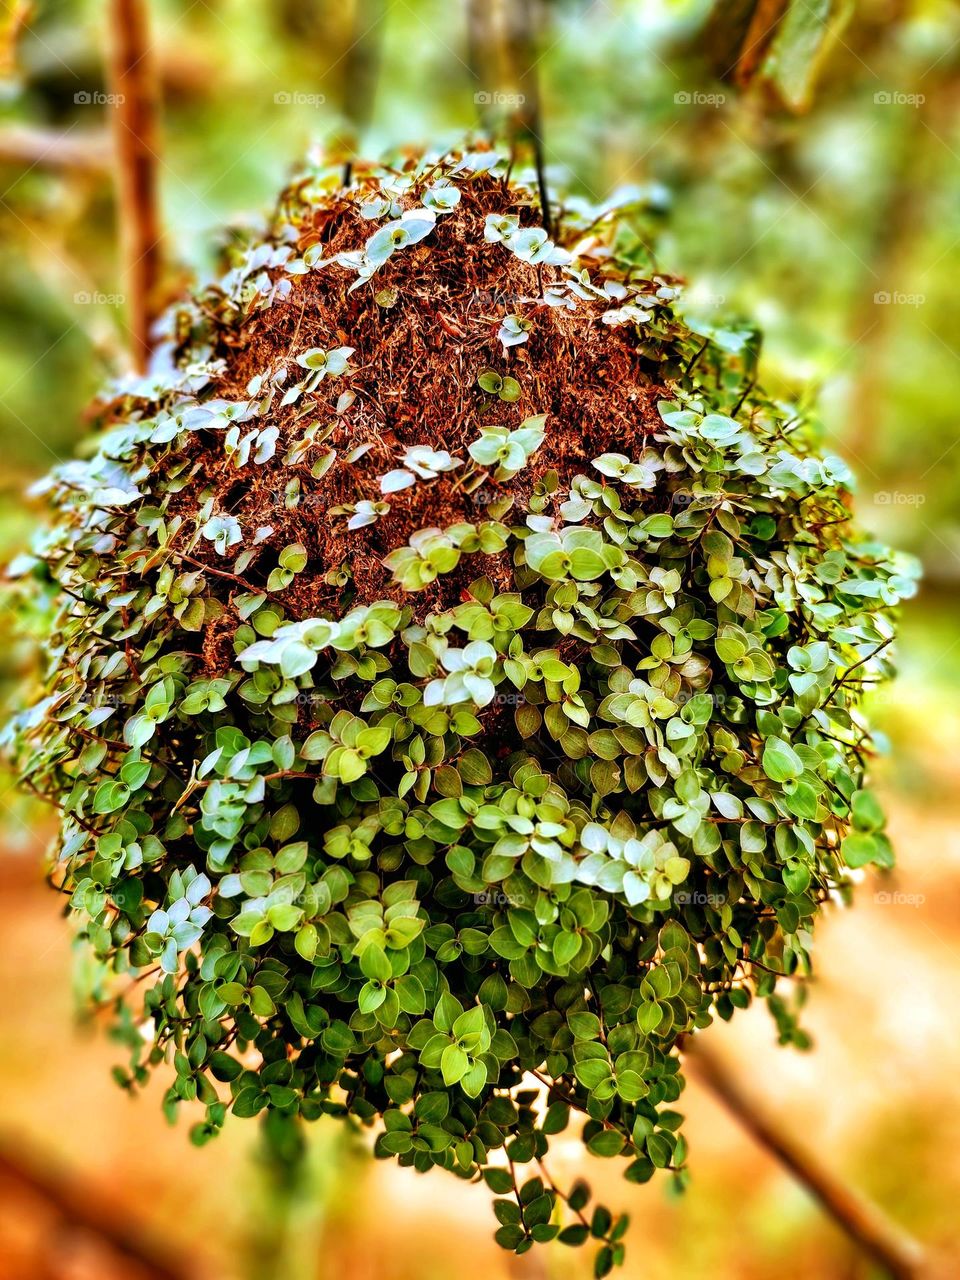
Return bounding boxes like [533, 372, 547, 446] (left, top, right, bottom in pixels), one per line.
[3, 147, 916, 1271]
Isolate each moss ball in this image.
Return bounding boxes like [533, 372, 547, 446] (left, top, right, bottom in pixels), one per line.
[4, 148, 917, 1268]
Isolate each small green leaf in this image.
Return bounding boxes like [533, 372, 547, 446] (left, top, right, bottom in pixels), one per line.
[762, 737, 804, 783]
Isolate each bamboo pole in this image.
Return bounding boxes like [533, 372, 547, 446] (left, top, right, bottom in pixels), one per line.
[685, 1040, 927, 1280]
[466, 0, 497, 136]
[106, 0, 162, 372]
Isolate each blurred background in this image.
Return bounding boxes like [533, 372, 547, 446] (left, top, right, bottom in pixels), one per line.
[1, 1, 958, 1277]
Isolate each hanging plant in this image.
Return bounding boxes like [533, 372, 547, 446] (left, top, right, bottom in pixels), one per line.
[2, 148, 918, 1274]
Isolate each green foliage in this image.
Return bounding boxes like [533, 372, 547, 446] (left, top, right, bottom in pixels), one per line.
[2, 150, 918, 1272]
[468, 416, 547, 480]
[477, 369, 522, 403]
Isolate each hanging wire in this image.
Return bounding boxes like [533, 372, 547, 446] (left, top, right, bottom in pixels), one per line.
[339, 0, 386, 185]
[503, 0, 551, 235]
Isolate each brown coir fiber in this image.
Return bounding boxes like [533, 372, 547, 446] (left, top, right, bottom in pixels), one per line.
[151, 171, 674, 620]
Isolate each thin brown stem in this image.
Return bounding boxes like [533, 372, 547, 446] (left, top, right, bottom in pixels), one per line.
[798, 636, 894, 731]
[535, 1158, 591, 1229]
[174, 551, 297, 614]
